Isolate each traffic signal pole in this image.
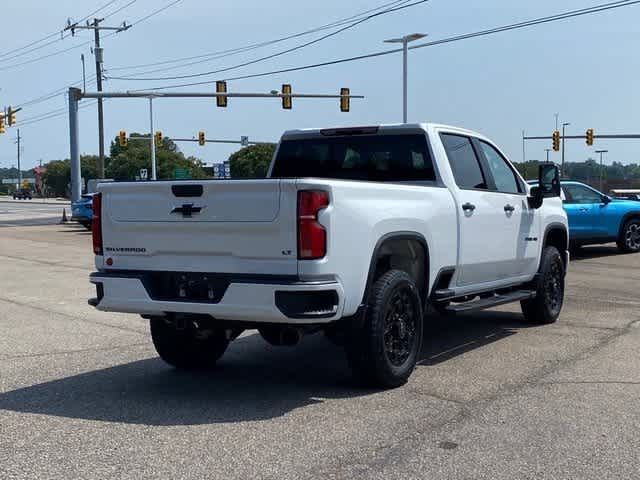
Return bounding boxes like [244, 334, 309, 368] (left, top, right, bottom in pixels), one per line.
[69, 88, 81, 202]
[67, 88, 363, 202]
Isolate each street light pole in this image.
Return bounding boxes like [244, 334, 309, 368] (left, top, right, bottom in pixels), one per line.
[149, 97, 157, 181]
[595, 149, 608, 192]
[561, 122, 570, 178]
[384, 33, 427, 123]
[545, 148, 551, 162]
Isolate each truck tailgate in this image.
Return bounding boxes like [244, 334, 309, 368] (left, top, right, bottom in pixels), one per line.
[98, 180, 298, 275]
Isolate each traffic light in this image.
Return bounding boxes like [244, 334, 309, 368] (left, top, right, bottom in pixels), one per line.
[586, 128, 594, 146]
[0, 113, 5, 134]
[198, 131, 205, 146]
[118, 130, 127, 147]
[340, 88, 350, 112]
[155, 131, 163, 144]
[216, 81, 228, 107]
[282, 84, 292, 110]
[7, 106, 16, 126]
[552, 130, 560, 151]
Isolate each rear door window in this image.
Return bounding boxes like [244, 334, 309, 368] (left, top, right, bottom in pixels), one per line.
[271, 134, 435, 182]
[440, 134, 487, 190]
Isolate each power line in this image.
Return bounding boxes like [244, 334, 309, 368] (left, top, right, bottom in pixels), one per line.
[0, 0, 121, 62]
[0, 40, 93, 73]
[102, 0, 138, 21]
[18, 101, 98, 128]
[107, 0, 427, 81]
[139, 0, 640, 91]
[16, 76, 97, 108]
[106, 0, 410, 74]
[129, 0, 184, 27]
[12, 0, 640, 125]
[13, 0, 402, 110]
[0, 0, 165, 73]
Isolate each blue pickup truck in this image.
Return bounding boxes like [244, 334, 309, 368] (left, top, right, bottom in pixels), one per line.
[557, 181, 640, 252]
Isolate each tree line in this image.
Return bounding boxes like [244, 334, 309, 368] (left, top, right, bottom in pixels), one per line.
[35, 134, 276, 197]
[7, 135, 640, 197]
[514, 159, 640, 190]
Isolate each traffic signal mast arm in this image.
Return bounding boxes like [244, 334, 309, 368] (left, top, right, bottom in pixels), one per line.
[77, 88, 363, 113]
[525, 133, 640, 140]
[128, 134, 275, 145]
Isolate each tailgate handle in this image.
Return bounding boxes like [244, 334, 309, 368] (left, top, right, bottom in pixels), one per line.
[172, 185, 203, 197]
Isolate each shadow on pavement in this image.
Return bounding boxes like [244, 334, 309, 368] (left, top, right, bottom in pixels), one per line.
[570, 244, 625, 261]
[0, 310, 532, 426]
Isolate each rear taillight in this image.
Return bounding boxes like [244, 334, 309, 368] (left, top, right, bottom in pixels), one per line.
[92, 193, 103, 256]
[297, 190, 329, 260]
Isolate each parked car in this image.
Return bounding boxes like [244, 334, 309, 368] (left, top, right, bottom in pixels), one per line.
[530, 180, 640, 252]
[12, 188, 32, 200]
[71, 193, 94, 230]
[88, 123, 568, 388]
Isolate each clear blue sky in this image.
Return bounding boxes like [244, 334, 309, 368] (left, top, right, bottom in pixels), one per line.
[1, 0, 639, 171]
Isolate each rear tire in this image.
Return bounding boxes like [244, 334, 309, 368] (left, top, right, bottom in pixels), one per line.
[345, 270, 423, 389]
[81, 221, 92, 230]
[617, 218, 640, 253]
[521, 246, 565, 324]
[150, 316, 229, 370]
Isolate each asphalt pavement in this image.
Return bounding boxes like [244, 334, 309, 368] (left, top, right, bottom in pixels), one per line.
[0, 196, 69, 227]
[0, 202, 638, 479]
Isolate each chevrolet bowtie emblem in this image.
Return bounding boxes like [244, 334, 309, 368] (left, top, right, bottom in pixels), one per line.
[171, 203, 204, 218]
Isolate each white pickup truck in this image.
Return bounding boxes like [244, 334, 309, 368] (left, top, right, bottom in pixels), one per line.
[89, 123, 568, 388]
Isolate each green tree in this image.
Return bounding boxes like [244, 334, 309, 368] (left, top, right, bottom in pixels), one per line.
[107, 133, 205, 180]
[228, 144, 276, 178]
[41, 156, 99, 197]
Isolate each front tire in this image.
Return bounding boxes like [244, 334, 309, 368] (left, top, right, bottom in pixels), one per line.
[521, 246, 565, 324]
[150, 316, 229, 369]
[617, 218, 640, 253]
[346, 270, 423, 389]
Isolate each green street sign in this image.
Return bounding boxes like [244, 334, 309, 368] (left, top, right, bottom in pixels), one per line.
[174, 168, 191, 179]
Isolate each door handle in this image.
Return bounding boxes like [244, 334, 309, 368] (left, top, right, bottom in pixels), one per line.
[504, 204, 515, 213]
[462, 202, 476, 212]
[579, 207, 588, 212]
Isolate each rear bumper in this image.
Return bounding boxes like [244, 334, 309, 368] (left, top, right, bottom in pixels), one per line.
[89, 271, 345, 325]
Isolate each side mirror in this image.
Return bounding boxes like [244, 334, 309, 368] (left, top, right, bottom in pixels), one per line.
[528, 163, 560, 209]
[602, 195, 611, 205]
[539, 163, 561, 198]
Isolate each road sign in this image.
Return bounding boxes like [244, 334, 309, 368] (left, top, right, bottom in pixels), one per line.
[2, 178, 33, 184]
[240, 136, 249, 147]
[139, 168, 148, 180]
[174, 168, 191, 179]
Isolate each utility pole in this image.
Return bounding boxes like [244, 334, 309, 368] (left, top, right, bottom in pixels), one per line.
[15, 129, 21, 187]
[93, 19, 106, 178]
[64, 18, 130, 178]
[596, 150, 609, 192]
[545, 148, 551, 163]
